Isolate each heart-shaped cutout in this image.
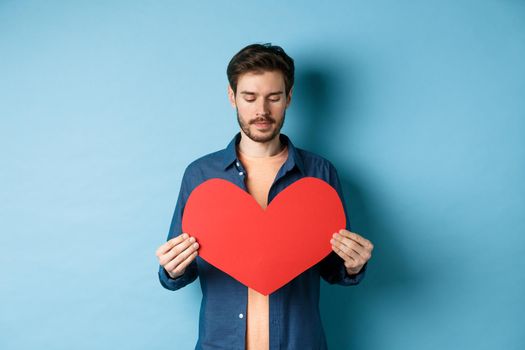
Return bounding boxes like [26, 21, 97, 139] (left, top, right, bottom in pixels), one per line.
[182, 177, 346, 295]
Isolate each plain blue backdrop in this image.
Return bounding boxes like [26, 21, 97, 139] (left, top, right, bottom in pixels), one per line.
[1, 1, 524, 349]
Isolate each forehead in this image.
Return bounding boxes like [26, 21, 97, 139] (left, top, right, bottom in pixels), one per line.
[236, 70, 285, 93]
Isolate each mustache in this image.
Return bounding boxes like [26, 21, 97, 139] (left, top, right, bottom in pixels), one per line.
[250, 116, 275, 124]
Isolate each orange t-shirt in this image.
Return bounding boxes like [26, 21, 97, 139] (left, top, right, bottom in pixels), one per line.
[237, 144, 289, 350]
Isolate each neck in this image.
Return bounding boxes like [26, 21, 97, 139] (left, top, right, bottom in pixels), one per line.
[238, 131, 283, 157]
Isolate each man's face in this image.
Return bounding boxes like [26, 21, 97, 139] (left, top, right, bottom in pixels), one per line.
[228, 70, 292, 143]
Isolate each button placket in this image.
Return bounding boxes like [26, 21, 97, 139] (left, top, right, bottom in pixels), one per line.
[235, 159, 246, 177]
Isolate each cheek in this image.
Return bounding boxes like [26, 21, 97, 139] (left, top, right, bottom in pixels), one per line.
[236, 106, 255, 122]
[236, 101, 255, 114]
[237, 108, 251, 119]
[271, 103, 287, 115]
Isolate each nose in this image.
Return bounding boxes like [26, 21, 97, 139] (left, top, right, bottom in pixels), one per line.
[255, 99, 270, 117]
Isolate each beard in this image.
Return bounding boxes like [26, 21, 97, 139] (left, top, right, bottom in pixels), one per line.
[236, 109, 286, 143]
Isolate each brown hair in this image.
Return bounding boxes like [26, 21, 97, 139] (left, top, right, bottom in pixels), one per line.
[227, 43, 295, 97]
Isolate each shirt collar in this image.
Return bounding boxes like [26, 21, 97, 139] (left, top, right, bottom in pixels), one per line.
[221, 132, 305, 175]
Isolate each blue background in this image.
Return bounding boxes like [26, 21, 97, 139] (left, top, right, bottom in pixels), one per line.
[1, 1, 524, 349]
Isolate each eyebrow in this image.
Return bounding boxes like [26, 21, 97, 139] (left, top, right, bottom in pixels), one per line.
[239, 91, 284, 96]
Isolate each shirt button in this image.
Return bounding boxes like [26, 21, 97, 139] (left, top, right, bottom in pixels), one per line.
[238, 171, 243, 176]
[239, 313, 244, 319]
[236, 161, 240, 166]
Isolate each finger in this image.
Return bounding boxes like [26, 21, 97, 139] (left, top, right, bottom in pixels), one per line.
[331, 236, 370, 273]
[170, 239, 199, 267]
[331, 243, 358, 264]
[164, 243, 199, 277]
[332, 243, 367, 273]
[158, 236, 194, 266]
[332, 245, 347, 261]
[332, 235, 370, 266]
[174, 250, 199, 275]
[156, 233, 189, 256]
[164, 240, 200, 272]
[338, 229, 374, 250]
[332, 239, 361, 262]
[333, 233, 368, 256]
[333, 234, 373, 263]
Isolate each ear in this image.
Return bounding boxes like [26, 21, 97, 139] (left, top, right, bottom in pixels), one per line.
[286, 86, 293, 108]
[227, 84, 237, 108]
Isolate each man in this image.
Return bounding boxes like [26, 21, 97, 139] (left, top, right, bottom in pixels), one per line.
[156, 43, 374, 350]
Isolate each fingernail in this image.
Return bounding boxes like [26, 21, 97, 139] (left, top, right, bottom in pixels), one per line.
[194, 243, 199, 248]
[182, 233, 188, 239]
[190, 237, 195, 243]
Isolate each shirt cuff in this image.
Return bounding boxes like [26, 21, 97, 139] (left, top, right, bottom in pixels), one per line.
[158, 266, 189, 290]
[340, 262, 368, 286]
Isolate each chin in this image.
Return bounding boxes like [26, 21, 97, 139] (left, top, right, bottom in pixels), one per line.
[252, 132, 279, 143]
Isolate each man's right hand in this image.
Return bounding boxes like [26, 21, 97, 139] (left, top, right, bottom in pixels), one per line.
[156, 233, 199, 279]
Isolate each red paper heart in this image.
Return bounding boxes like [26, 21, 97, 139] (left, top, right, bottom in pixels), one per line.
[182, 177, 346, 295]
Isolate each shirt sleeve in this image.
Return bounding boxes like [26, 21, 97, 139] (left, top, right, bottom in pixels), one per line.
[158, 166, 199, 291]
[319, 162, 367, 286]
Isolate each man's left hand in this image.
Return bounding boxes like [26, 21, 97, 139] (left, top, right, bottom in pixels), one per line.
[330, 229, 374, 275]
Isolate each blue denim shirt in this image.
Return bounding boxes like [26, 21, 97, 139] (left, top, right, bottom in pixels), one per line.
[158, 132, 367, 350]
